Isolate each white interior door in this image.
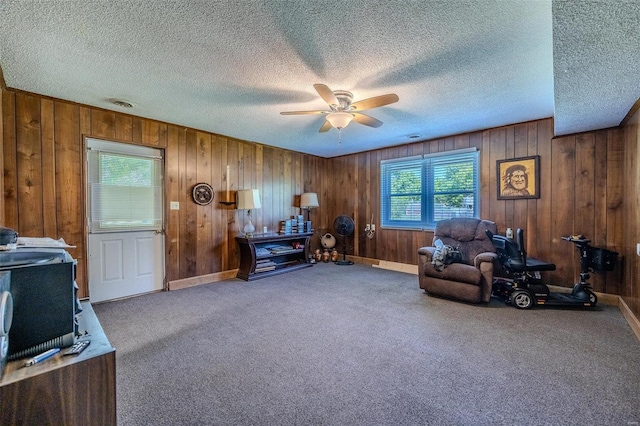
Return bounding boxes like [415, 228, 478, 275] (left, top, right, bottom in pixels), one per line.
[88, 230, 163, 303]
[86, 139, 164, 303]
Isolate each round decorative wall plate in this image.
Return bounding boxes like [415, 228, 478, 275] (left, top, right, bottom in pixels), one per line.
[192, 183, 214, 205]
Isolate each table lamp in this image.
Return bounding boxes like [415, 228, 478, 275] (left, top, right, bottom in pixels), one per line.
[236, 189, 261, 236]
[300, 192, 319, 222]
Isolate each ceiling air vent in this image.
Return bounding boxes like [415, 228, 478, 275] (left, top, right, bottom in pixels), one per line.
[109, 98, 134, 108]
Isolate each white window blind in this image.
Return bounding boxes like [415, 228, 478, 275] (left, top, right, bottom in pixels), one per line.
[381, 148, 479, 229]
[88, 149, 163, 232]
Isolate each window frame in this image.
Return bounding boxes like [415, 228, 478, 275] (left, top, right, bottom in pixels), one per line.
[86, 138, 164, 234]
[380, 148, 480, 230]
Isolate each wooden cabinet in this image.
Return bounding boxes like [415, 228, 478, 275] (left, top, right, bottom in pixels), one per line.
[236, 232, 313, 281]
[0, 302, 116, 425]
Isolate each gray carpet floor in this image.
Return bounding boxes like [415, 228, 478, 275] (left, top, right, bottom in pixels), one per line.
[93, 263, 640, 425]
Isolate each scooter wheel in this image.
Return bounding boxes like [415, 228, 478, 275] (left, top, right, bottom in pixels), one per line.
[511, 290, 534, 309]
[587, 290, 598, 306]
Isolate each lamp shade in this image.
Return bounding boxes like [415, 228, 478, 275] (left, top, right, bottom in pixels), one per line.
[236, 189, 261, 210]
[326, 112, 354, 129]
[300, 192, 319, 209]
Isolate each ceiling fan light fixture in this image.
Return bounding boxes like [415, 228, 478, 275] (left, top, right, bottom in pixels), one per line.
[326, 111, 354, 129]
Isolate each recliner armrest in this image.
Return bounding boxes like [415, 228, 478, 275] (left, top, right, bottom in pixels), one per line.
[474, 251, 497, 269]
[418, 246, 436, 261]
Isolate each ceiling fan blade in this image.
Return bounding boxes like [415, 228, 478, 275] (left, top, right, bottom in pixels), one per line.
[313, 84, 339, 107]
[319, 120, 333, 133]
[353, 112, 383, 128]
[280, 110, 328, 115]
[350, 93, 399, 111]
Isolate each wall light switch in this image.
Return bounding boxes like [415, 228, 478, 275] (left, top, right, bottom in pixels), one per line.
[170, 201, 180, 210]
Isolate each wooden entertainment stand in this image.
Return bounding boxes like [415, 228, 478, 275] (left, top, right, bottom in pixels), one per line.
[0, 302, 116, 425]
[236, 232, 313, 281]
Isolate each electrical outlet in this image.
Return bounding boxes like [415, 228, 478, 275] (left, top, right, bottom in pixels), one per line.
[371, 224, 375, 232]
[170, 201, 180, 210]
[637, 243, 640, 256]
[365, 224, 371, 232]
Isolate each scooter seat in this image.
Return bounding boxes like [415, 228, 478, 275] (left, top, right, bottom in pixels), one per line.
[506, 257, 556, 272]
[524, 257, 556, 272]
[488, 229, 556, 273]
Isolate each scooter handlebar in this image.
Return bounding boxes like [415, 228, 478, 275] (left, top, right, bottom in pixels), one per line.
[561, 235, 591, 244]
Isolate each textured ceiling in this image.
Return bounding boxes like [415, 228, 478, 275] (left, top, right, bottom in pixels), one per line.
[0, 1, 637, 158]
[552, 1, 640, 136]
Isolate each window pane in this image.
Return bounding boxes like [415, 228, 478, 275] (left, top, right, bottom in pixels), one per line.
[101, 154, 152, 186]
[433, 161, 474, 192]
[391, 168, 421, 193]
[390, 196, 422, 221]
[433, 194, 475, 221]
[88, 149, 163, 232]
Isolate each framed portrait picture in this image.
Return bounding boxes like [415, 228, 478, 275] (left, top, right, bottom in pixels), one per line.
[497, 155, 540, 200]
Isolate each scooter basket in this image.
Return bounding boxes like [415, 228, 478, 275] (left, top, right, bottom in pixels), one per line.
[590, 247, 618, 271]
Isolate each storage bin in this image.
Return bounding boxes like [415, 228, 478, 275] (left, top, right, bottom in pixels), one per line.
[590, 247, 618, 271]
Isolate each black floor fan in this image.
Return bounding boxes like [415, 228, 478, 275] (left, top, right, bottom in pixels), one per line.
[333, 215, 355, 265]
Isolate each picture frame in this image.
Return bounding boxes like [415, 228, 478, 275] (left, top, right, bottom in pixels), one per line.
[497, 155, 540, 200]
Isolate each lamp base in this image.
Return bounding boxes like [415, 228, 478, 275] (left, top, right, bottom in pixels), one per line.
[243, 219, 255, 237]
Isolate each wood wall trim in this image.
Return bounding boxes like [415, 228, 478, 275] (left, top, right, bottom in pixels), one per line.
[373, 260, 419, 275]
[0, 65, 6, 89]
[168, 270, 239, 291]
[620, 97, 640, 127]
[619, 296, 640, 342]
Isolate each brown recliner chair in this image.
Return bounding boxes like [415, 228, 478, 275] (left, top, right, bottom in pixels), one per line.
[418, 218, 498, 304]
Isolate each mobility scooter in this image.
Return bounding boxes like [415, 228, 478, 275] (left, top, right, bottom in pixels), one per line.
[487, 229, 617, 309]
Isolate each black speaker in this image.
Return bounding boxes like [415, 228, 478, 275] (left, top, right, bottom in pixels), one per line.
[0, 251, 76, 360]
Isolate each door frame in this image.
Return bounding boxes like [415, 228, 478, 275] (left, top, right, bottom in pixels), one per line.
[82, 136, 167, 300]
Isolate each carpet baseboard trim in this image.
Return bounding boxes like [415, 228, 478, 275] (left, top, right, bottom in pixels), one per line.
[168, 269, 239, 291]
[373, 260, 419, 275]
[619, 296, 640, 342]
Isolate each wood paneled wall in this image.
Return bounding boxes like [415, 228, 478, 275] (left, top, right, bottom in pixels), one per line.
[622, 108, 640, 319]
[1, 89, 327, 298]
[0, 88, 629, 304]
[322, 118, 625, 294]
[164, 133, 327, 284]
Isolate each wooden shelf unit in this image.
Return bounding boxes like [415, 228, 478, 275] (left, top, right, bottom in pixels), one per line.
[236, 232, 313, 281]
[0, 302, 116, 425]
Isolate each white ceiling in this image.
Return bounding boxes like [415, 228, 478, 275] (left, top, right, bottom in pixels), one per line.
[0, 1, 637, 158]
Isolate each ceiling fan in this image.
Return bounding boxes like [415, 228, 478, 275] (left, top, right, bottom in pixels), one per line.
[280, 84, 399, 133]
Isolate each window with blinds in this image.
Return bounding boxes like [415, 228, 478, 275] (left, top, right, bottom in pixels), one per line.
[380, 148, 479, 229]
[87, 149, 163, 232]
